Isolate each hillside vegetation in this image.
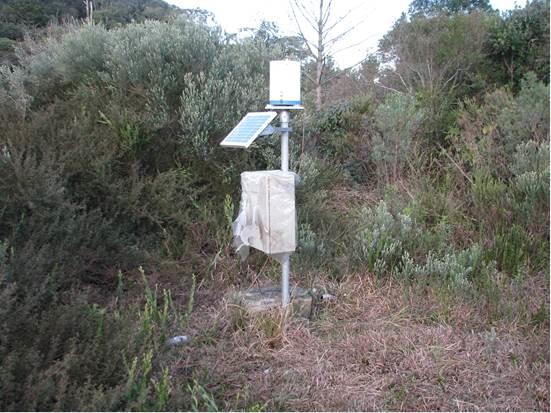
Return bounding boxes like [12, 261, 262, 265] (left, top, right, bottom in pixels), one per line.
[0, 0, 549, 410]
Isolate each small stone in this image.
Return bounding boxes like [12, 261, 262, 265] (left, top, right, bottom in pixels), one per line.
[321, 293, 336, 301]
[167, 335, 190, 346]
[230, 285, 312, 318]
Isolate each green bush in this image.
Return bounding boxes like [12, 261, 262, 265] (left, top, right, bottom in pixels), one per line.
[0, 37, 15, 51]
[0, 266, 203, 411]
[455, 73, 549, 181]
[353, 201, 421, 276]
[486, 0, 550, 88]
[299, 96, 375, 183]
[0, 17, 281, 411]
[17, 24, 111, 105]
[1, 17, 283, 267]
[0, 65, 32, 120]
[371, 93, 424, 185]
[0, 22, 23, 40]
[295, 153, 343, 271]
[297, 222, 327, 267]
[471, 170, 511, 231]
[487, 224, 529, 276]
[497, 73, 550, 155]
[399, 244, 486, 290]
[351, 198, 490, 291]
[511, 140, 550, 209]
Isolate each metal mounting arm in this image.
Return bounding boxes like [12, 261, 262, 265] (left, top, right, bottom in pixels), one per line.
[258, 125, 293, 137]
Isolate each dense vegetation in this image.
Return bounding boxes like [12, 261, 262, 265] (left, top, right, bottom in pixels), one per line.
[0, 0, 548, 410]
[0, 0, 181, 64]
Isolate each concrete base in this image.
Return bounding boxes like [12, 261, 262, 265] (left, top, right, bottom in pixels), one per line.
[231, 285, 312, 318]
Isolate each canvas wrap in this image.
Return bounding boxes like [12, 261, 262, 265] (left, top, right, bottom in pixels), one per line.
[233, 171, 297, 262]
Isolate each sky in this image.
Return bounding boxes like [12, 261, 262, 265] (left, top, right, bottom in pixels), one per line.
[165, 0, 522, 68]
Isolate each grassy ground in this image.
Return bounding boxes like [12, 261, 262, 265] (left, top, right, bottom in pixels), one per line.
[172, 264, 549, 411]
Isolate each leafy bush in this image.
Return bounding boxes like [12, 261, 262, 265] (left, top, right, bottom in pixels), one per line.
[0, 37, 15, 52]
[487, 224, 529, 276]
[511, 140, 550, 206]
[497, 73, 550, 155]
[0, 266, 203, 411]
[297, 222, 327, 266]
[486, 0, 550, 88]
[470, 170, 511, 231]
[399, 244, 486, 290]
[1, 17, 283, 267]
[0, 17, 281, 411]
[17, 23, 111, 105]
[371, 93, 424, 184]
[295, 154, 343, 271]
[455, 73, 549, 181]
[0, 65, 32, 120]
[351, 198, 490, 291]
[353, 201, 421, 276]
[299, 96, 375, 183]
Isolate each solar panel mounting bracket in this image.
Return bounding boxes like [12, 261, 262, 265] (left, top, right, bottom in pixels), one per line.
[258, 125, 293, 137]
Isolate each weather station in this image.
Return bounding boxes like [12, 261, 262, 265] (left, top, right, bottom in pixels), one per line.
[220, 60, 312, 318]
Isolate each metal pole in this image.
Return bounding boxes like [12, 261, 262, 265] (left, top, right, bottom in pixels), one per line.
[280, 110, 290, 306]
[281, 253, 290, 306]
[280, 110, 289, 172]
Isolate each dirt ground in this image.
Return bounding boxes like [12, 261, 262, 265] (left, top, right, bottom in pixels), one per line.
[174, 272, 550, 411]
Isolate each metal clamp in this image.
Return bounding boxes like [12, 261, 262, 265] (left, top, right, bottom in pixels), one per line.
[258, 125, 293, 137]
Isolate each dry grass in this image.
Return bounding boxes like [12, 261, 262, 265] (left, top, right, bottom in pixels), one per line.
[174, 271, 549, 411]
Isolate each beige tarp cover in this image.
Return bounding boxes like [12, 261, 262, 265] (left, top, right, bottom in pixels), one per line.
[233, 171, 296, 262]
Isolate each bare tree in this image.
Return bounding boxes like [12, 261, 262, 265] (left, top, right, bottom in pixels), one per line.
[290, 0, 362, 110]
[84, 0, 93, 24]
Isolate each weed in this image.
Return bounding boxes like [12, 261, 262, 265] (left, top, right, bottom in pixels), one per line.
[229, 304, 248, 331]
[531, 302, 549, 328]
[488, 225, 529, 276]
[252, 309, 287, 345]
[188, 380, 218, 412]
[116, 269, 125, 298]
[183, 273, 197, 327]
[153, 368, 171, 411]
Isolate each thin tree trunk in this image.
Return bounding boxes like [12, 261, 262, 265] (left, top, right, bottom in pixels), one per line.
[316, 60, 323, 110]
[84, 0, 93, 24]
[315, 0, 324, 110]
[290, 0, 358, 111]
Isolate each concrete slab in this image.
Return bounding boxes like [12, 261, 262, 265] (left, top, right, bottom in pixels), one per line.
[231, 285, 312, 318]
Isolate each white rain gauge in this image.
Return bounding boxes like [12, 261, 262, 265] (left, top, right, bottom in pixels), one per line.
[220, 60, 303, 307]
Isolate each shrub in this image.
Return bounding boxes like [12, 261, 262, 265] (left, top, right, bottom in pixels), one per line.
[297, 222, 327, 267]
[17, 23, 111, 104]
[0, 65, 32, 120]
[371, 93, 424, 184]
[0, 18, 280, 410]
[351, 198, 490, 291]
[456, 74, 549, 180]
[1, 16, 285, 266]
[470, 170, 511, 231]
[487, 224, 529, 276]
[295, 153, 343, 270]
[0, 37, 15, 51]
[497, 73, 550, 155]
[511, 140, 550, 209]
[299, 96, 375, 183]
[0, 266, 201, 411]
[353, 201, 421, 276]
[397, 243, 488, 291]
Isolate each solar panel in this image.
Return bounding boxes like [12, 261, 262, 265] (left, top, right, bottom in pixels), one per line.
[220, 112, 277, 148]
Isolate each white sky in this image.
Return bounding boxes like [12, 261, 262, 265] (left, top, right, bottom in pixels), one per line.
[166, 0, 522, 68]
